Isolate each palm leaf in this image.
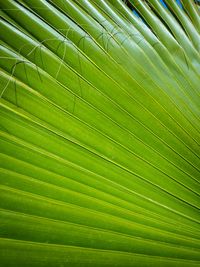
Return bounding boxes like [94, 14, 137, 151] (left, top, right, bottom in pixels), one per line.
[0, 0, 200, 266]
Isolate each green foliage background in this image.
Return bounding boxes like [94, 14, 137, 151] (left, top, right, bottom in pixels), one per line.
[0, 0, 200, 266]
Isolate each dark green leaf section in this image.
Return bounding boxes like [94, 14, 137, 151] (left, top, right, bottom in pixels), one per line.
[0, 0, 200, 266]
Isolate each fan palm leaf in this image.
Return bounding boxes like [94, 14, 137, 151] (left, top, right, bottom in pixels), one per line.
[0, 0, 200, 266]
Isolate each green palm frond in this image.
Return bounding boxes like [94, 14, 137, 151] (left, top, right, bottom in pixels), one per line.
[0, 0, 200, 266]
